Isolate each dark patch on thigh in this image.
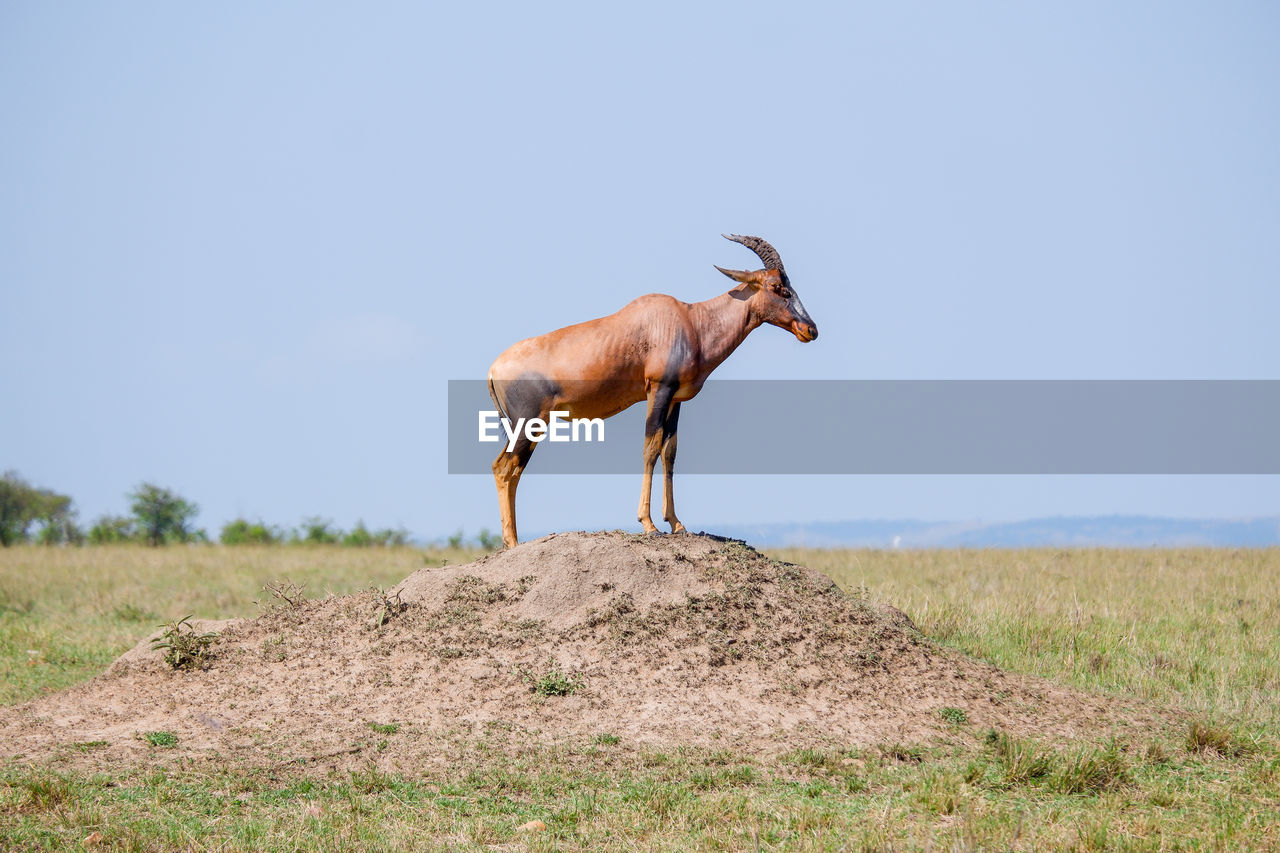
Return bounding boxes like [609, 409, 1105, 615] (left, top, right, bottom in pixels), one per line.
[498, 372, 561, 422]
[492, 372, 560, 459]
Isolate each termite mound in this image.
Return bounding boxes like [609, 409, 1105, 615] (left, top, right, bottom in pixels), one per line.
[0, 532, 1169, 773]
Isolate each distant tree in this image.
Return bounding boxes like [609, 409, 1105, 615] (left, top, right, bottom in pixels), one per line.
[298, 516, 340, 544]
[0, 471, 77, 546]
[220, 518, 279, 545]
[37, 513, 84, 546]
[128, 483, 200, 546]
[0, 471, 38, 545]
[88, 514, 136, 544]
[446, 528, 465, 549]
[33, 491, 78, 545]
[475, 528, 501, 551]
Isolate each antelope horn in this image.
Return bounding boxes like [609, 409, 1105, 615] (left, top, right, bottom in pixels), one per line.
[722, 233, 786, 275]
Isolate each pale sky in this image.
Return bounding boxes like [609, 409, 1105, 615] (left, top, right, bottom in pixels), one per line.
[3, 2, 1277, 540]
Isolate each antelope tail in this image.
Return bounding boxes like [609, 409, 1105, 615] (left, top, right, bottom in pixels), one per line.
[487, 375, 512, 447]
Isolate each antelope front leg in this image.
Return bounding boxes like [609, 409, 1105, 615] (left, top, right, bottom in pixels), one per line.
[638, 383, 675, 534]
[637, 429, 662, 534]
[660, 401, 684, 533]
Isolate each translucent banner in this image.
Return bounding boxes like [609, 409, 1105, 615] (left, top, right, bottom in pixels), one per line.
[448, 380, 1280, 474]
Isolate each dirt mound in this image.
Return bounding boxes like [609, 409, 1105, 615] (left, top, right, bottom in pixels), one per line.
[0, 533, 1164, 773]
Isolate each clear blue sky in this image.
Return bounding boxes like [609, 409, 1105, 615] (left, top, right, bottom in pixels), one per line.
[3, 2, 1277, 539]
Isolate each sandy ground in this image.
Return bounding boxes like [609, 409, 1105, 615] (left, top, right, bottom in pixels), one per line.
[0, 532, 1170, 774]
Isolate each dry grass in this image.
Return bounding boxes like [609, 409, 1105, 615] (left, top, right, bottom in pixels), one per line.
[771, 547, 1280, 738]
[0, 545, 486, 704]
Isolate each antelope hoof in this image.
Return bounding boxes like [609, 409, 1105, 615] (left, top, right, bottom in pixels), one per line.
[669, 521, 686, 534]
[640, 518, 659, 534]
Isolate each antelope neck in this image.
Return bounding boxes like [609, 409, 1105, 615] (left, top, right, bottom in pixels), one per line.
[689, 291, 760, 374]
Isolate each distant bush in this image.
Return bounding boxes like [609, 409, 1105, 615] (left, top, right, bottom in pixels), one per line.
[439, 528, 500, 551]
[340, 520, 412, 547]
[36, 516, 84, 546]
[475, 528, 501, 551]
[2, 474, 420, 548]
[284, 517, 408, 547]
[343, 521, 374, 547]
[297, 516, 341, 544]
[220, 519, 280, 545]
[374, 527, 410, 547]
[435, 528, 499, 550]
[88, 515, 136, 544]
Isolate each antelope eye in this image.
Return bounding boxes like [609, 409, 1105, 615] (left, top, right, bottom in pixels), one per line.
[777, 287, 792, 299]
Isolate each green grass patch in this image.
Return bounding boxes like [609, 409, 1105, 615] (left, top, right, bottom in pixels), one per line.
[520, 658, 584, 696]
[0, 736, 1276, 850]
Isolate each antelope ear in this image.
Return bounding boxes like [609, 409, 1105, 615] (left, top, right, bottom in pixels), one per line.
[714, 266, 763, 289]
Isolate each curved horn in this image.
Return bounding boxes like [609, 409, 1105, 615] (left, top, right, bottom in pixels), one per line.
[722, 234, 786, 275]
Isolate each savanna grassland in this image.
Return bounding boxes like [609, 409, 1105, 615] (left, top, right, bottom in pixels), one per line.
[2, 544, 1278, 851]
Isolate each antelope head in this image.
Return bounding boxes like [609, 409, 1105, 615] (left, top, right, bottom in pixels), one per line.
[715, 234, 818, 343]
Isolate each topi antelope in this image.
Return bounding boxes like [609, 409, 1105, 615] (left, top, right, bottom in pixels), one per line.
[487, 234, 818, 548]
